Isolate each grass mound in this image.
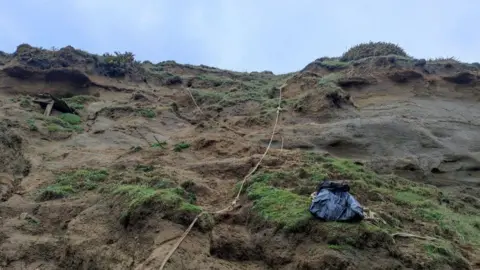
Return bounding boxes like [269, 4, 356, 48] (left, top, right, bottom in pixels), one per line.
[37, 169, 108, 201]
[112, 184, 213, 229]
[341, 41, 408, 61]
[247, 182, 311, 231]
[113, 185, 201, 215]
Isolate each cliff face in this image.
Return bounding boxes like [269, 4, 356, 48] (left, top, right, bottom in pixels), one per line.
[0, 43, 479, 269]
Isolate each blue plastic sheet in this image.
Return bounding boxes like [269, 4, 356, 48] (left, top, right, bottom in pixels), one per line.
[309, 180, 364, 221]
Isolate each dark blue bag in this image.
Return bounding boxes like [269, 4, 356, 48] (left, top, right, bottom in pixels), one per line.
[309, 180, 364, 221]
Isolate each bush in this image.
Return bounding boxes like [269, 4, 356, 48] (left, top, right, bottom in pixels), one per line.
[96, 51, 137, 77]
[340, 41, 408, 61]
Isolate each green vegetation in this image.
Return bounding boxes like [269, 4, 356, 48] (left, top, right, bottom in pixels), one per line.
[63, 95, 97, 110]
[241, 151, 480, 259]
[59, 113, 81, 125]
[190, 89, 225, 105]
[26, 118, 38, 131]
[98, 51, 139, 77]
[328, 244, 346, 250]
[112, 184, 203, 226]
[173, 142, 190, 152]
[151, 141, 167, 149]
[20, 98, 31, 108]
[318, 73, 343, 90]
[247, 182, 311, 231]
[317, 59, 350, 70]
[39, 114, 83, 133]
[113, 185, 199, 213]
[136, 108, 156, 118]
[427, 57, 459, 63]
[195, 74, 234, 87]
[37, 169, 108, 201]
[187, 73, 288, 116]
[341, 41, 408, 61]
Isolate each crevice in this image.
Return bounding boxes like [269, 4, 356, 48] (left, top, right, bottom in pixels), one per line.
[430, 168, 443, 174]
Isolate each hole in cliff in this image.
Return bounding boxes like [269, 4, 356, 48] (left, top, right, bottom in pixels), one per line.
[328, 140, 342, 147]
[402, 164, 418, 171]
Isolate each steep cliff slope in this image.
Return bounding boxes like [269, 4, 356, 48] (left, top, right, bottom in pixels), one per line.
[0, 42, 479, 269]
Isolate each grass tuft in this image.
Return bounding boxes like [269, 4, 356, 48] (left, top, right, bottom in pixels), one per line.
[112, 185, 202, 216]
[58, 113, 81, 125]
[174, 142, 190, 152]
[37, 168, 108, 201]
[137, 108, 156, 118]
[247, 182, 311, 231]
[63, 95, 97, 110]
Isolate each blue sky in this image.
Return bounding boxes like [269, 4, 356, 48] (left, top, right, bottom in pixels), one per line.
[1, 0, 479, 74]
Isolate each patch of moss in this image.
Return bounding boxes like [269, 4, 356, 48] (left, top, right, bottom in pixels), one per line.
[247, 182, 311, 231]
[415, 205, 480, 245]
[319, 60, 350, 70]
[41, 114, 83, 133]
[63, 95, 97, 110]
[113, 185, 202, 216]
[174, 142, 190, 152]
[37, 168, 108, 201]
[151, 141, 167, 149]
[394, 191, 433, 207]
[137, 108, 156, 118]
[67, 102, 84, 110]
[46, 124, 61, 132]
[64, 95, 97, 104]
[59, 113, 81, 125]
[26, 118, 38, 131]
[327, 244, 346, 250]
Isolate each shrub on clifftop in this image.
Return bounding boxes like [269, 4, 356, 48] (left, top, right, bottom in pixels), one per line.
[341, 41, 408, 61]
[96, 51, 138, 77]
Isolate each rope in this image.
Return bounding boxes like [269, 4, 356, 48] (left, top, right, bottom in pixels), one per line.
[185, 88, 204, 114]
[159, 86, 283, 270]
[158, 213, 204, 269]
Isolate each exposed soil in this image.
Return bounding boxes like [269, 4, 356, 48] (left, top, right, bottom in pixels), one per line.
[0, 45, 479, 270]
